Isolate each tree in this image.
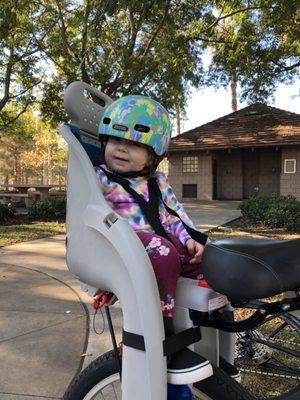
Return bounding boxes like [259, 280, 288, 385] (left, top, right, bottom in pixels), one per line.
[1, 1, 298, 126]
[0, 108, 67, 184]
[32, 0, 208, 125]
[199, 1, 300, 106]
[0, 107, 35, 183]
[0, 1, 45, 128]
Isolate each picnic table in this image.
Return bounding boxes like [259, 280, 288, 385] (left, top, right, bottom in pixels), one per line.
[0, 183, 66, 208]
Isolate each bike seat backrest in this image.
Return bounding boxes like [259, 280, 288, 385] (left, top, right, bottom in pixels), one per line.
[62, 82, 164, 301]
[62, 82, 123, 292]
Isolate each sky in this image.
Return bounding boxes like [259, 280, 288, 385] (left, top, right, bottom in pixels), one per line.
[181, 83, 300, 133]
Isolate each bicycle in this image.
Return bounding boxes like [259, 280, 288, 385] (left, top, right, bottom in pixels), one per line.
[61, 81, 300, 400]
[63, 256, 300, 400]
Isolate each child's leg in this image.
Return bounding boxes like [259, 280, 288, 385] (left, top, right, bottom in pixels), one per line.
[136, 232, 181, 317]
[167, 234, 202, 280]
[137, 233, 213, 384]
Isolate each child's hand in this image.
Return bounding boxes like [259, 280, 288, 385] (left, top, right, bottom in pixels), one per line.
[186, 239, 205, 264]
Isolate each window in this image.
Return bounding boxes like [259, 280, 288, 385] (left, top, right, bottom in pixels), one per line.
[182, 184, 197, 198]
[284, 159, 296, 174]
[182, 156, 198, 172]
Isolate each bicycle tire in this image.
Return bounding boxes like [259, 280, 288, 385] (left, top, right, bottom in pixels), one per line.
[235, 310, 300, 400]
[63, 350, 254, 400]
[63, 351, 121, 400]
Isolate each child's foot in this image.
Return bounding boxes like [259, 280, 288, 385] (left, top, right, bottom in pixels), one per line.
[219, 356, 241, 382]
[167, 383, 193, 400]
[167, 348, 213, 385]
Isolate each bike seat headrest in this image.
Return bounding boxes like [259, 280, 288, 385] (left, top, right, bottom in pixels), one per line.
[69, 124, 104, 166]
[64, 81, 113, 136]
[64, 81, 113, 166]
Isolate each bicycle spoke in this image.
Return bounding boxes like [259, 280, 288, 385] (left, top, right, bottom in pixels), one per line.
[254, 337, 300, 358]
[234, 306, 300, 398]
[239, 366, 300, 380]
[263, 361, 300, 378]
[269, 321, 287, 338]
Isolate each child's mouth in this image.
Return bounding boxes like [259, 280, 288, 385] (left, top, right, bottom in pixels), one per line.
[114, 156, 128, 162]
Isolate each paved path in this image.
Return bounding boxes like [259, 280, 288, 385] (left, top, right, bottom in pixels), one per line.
[183, 200, 241, 231]
[0, 263, 86, 399]
[0, 201, 240, 399]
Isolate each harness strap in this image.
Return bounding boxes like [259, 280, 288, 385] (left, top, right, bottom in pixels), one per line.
[100, 167, 168, 238]
[148, 178, 208, 245]
[100, 167, 207, 245]
[123, 327, 201, 356]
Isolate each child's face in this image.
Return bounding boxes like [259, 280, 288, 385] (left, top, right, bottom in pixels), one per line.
[105, 137, 152, 174]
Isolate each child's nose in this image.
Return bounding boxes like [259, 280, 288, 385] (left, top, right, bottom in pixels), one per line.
[117, 140, 128, 151]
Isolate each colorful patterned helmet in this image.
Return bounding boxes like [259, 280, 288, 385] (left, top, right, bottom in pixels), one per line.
[98, 95, 171, 156]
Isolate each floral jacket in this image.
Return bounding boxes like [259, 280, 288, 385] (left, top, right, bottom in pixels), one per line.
[95, 165, 195, 245]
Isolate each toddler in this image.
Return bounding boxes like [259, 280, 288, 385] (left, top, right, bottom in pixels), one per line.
[95, 95, 209, 384]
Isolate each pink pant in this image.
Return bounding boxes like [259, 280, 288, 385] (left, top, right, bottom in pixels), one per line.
[136, 232, 202, 317]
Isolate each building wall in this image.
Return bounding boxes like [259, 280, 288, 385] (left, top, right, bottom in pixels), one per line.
[213, 150, 243, 199]
[280, 146, 300, 200]
[243, 148, 281, 198]
[168, 152, 212, 200]
[168, 146, 300, 201]
[258, 148, 281, 196]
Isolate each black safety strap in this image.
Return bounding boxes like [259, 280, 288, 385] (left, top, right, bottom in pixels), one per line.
[99, 167, 208, 245]
[123, 326, 201, 356]
[100, 167, 168, 238]
[148, 178, 208, 245]
[163, 326, 201, 356]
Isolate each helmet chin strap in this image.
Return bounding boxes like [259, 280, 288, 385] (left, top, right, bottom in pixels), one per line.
[108, 160, 160, 178]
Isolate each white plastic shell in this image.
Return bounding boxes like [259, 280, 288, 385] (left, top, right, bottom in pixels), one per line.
[61, 81, 233, 399]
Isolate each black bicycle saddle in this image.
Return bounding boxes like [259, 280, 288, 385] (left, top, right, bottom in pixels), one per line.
[202, 238, 300, 301]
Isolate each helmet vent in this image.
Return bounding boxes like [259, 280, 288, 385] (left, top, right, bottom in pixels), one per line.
[113, 124, 128, 132]
[134, 124, 150, 133]
[103, 117, 111, 124]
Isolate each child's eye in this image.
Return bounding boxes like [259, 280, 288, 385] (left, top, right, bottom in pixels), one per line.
[111, 137, 121, 142]
[132, 142, 142, 147]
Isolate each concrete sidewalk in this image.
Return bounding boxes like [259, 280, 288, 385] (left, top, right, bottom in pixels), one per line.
[0, 201, 240, 399]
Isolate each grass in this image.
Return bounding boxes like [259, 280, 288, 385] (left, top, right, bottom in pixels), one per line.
[1, 214, 298, 248]
[209, 217, 300, 241]
[0, 217, 65, 247]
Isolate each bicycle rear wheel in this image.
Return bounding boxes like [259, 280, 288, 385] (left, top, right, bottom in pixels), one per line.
[235, 308, 300, 399]
[63, 351, 121, 400]
[63, 350, 253, 400]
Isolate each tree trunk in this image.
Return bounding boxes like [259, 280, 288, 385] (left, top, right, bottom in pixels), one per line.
[175, 103, 181, 135]
[47, 145, 52, 184]
[43, 161, 47, 184]
[13, 156, 21, 184]
[231, 77, 237, 112]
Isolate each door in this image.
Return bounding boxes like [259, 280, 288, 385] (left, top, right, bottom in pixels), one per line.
[213, 159, 218, 199]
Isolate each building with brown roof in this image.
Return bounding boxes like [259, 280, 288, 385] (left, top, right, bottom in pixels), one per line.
[168, 103, 300, 200]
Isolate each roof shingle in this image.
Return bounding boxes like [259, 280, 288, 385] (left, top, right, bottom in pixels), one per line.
[169, 103, 300, 152]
